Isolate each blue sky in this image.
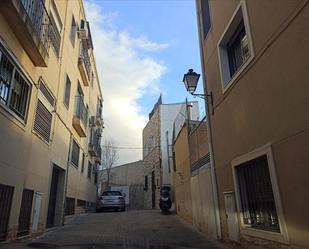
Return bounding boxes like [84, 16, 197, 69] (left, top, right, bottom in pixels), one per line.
[85, 0, 204, 165]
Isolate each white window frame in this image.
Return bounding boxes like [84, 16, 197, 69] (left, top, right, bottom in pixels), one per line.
[231, 143, 289, 244]
[217, 0, 255, 93]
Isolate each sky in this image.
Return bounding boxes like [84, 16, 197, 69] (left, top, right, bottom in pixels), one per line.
[85, 0, 204, 166]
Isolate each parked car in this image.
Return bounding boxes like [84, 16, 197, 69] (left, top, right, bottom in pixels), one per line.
[96, 191, 126, 212]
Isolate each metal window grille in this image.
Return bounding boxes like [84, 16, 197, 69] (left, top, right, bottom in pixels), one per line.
[87, 162, 92, 179]
[17, 189, 34, 236]
[9, 70, 30, 119]
[20, 0, 51, 57]
[33, 100, 52, 142]
[39, 81, 55, 107]
[0, 51, 13, 105]
[0, 184, 14, 242]
[65, 197, 75, 216]
[71, 140, 80, 167]
[237, 155, 280, 232]
[49, 11, 61, 56]
[227, 20, 250, 77]
[0, 47, 31, 121]
[64, 76, 71, 108]
[191, 153, 210, 172]
[201, 0, 211, 39]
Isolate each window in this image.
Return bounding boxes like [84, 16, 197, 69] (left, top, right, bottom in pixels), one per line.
[71, 140, 79, 167]
[236, 155, 279, 232]
[70, 16, 77, 46]
[81, 153, 85, 173]
[64, 75, 71, 108]
[144, 176, 148, 191]
[227, 20, 249, 77]
[201, 0, 211, 39]
[49, 10, 61, 56]
[217, 1, 253, 90]
[87, 162, 92, 179]
[94, 172, 97, 184]
[0, 48, 31, 121]
[33, 81, 55, 143]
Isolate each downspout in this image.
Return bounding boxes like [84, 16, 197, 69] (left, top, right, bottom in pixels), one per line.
[61, 0, 70, 227]
[62, 133, 72, 226]
[195, 0, 222, 239]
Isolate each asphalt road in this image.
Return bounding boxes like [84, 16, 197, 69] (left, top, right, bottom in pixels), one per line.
[0, 210, 229, 249]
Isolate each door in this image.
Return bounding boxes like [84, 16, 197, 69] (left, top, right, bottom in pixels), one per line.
[0, 184, 14, 241]
[224, 192, 239, 241]
[46, 167, 59, 228]
[151, 171, 156, 209]
[17, 189, 34, 236]
[32, 192, 42, 231]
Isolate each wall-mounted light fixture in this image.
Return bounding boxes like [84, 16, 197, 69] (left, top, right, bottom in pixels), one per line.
[182, 69, 213, 114]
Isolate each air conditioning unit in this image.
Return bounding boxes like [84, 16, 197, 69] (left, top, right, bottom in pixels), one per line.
[241, 35, 250, 61]
[78, 19, 89, 39]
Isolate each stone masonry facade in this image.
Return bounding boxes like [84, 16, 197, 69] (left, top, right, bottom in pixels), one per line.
[143, 105, 161, 209]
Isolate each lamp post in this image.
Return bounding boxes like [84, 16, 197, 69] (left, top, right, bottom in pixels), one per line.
[182, 68, 221, 239]
[182, 69, 213, 108]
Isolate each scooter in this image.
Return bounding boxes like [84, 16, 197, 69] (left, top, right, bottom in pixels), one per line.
[159, 186, 172, 214]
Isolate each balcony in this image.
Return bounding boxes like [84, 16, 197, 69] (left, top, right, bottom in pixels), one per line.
[88, 127, 102, 163]
[78, 42, 91, 86]
[95, 145, 101, 164]
[0, 0, 53, 67]
[96, 101, 104, 127]
[72, 96, 88, 137]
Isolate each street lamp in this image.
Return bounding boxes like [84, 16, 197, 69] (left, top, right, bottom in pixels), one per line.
[182, 69, 213, 109]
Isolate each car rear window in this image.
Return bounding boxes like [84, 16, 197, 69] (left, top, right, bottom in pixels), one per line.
[102, 191, 122, 196]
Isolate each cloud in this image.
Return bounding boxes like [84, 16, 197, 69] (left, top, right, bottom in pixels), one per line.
[85, 1, 168, 165]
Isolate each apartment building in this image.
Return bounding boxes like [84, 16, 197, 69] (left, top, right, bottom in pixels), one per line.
[143, 96, 199, 209]
[196, 0, 309, 248]
[0, 0, 103, 241]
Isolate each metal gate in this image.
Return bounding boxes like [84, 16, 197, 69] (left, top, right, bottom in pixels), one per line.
[17, 189, 34, 236]
[0, 184, 14, 241]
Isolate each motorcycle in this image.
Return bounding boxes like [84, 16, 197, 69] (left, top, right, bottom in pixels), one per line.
[159, 186, 172, 214]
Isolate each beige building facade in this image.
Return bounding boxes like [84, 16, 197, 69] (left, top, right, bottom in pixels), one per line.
[196, 0, 309, 248]
[173, 118, 217, 239]
[0, 0, 103, 241]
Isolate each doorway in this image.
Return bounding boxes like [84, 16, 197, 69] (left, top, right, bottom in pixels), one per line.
[46, 166, 65, 228]
[151, 171, 156, 209]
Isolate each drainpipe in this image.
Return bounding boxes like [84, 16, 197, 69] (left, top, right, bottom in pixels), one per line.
[195, 0, 222, 239]
[62, 133, 72, 226]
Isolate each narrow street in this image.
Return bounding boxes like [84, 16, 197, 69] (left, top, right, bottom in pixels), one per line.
[1, 210, 228, 249]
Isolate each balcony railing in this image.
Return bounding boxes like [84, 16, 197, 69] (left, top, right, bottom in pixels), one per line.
[72, 96, 88, 137]
[78, 42, 91, 86]
[75, 96, 88, 127]
[0, 0, 54, 66]
[89, 127, 100, 157]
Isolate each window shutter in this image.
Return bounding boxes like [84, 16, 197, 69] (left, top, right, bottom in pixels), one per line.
[33, 100, 52, 142]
